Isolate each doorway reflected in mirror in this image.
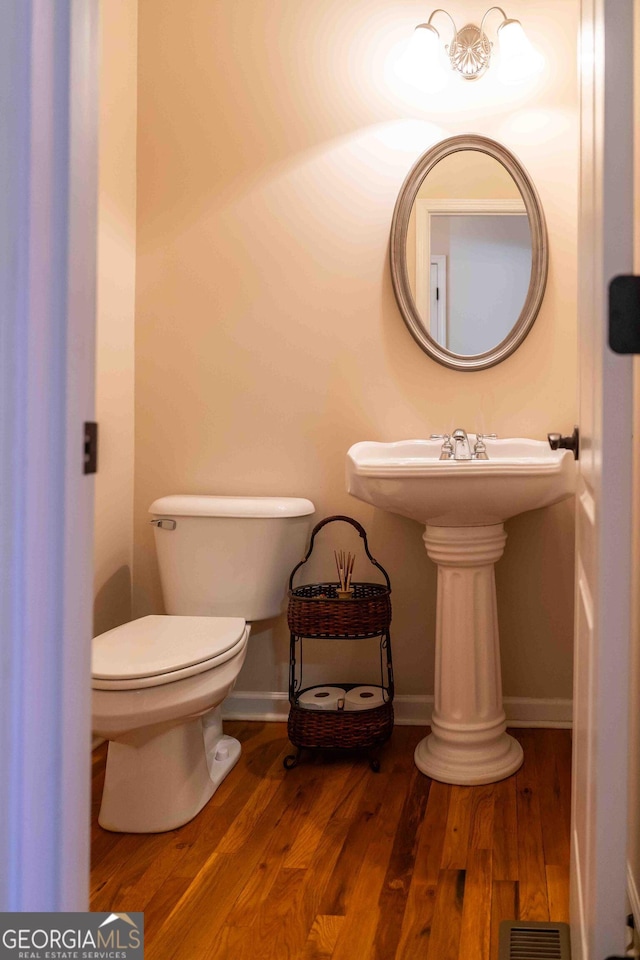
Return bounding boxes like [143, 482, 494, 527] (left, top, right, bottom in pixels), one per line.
[391, 136, 547, 371]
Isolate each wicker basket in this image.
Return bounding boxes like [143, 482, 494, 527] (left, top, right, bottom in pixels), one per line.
[288, 581, 390, 639]
[288, 685, 394, 751]
[287, 515, 392, 639]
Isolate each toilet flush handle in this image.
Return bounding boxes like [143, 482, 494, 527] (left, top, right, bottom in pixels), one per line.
[150, 518, 176, 530]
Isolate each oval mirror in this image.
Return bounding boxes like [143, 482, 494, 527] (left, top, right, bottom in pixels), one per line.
[390, 135, 548, 371]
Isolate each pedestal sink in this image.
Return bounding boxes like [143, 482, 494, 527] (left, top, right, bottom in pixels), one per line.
[346, 436, 577, 785]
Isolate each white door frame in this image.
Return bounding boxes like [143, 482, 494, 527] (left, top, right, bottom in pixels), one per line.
[571, 1, 634, 957]
[415, 198, 527, 335]
[429, 255, 447, 345]
[0, 0, 98, 910]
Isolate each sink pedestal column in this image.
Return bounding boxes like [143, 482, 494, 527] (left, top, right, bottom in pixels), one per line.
[415, 523, 523, 785]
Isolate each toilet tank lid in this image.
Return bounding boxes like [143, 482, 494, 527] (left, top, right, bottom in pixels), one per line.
[149, 495, 315, 519]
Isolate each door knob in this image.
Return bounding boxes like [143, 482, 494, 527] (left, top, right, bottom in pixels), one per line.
[547, 426, 579, 460]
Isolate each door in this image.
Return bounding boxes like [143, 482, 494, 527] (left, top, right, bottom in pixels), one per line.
[0, 0, 98, 909]
[571, 1, 634, 957]
[430, 257, 447, 344]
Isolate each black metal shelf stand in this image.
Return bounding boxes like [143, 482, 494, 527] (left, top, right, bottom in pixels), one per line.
[283, 516, 395, 773]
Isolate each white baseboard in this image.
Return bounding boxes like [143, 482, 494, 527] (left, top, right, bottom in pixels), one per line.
[502, 696, 573, 728]
[223, 691, 290, 723]
[223, 691, 572, 728]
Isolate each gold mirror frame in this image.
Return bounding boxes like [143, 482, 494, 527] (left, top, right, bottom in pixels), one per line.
[390, 135, 548, 371]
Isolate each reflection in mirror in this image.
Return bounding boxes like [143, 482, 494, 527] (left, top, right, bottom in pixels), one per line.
[390, 136, 548, 371]
[405, 152, 532, 356]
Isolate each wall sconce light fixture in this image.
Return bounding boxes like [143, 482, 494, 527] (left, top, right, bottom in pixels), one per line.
[401, 6, 544, 90]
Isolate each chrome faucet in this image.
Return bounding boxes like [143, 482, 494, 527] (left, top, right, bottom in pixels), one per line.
[431, 430, 498, 460]
[451, 428, 472, 460]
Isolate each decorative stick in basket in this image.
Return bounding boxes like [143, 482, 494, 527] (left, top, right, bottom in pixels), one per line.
[334, 550, 355, 599]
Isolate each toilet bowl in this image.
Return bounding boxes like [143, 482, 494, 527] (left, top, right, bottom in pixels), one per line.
[92, 495, 314, 833]
[93, 615, 250, 833]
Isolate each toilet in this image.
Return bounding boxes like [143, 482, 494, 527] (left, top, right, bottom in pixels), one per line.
[92, 495, 315, 833]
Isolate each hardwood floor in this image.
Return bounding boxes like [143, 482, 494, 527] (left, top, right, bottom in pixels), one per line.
[90, 723, 571, 960]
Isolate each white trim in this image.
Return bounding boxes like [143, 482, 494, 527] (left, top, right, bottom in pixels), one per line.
[222, 691, 572, 728]
[415, 198, 527, 332]
[224, 691, 290, 723]
[502, 697, 573, 728]
[430, 255, 447, 344]
[573, 828, 588, 960]
[570, 2, 634, 957]
[60, 0, 99, 910]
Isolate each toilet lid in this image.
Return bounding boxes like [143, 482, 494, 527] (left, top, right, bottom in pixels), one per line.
[92, 615, 247, 681]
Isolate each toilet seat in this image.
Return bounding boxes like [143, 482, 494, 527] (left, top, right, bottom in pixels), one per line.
[92, 615, 248, 691]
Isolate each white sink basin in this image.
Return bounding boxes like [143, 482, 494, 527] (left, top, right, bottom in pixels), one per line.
[346, 435, 577, 787]
[346, 437, 577, 526]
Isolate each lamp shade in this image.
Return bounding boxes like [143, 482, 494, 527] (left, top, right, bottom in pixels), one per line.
[496, 19, 544, 84]
[397, 23, 449, 93]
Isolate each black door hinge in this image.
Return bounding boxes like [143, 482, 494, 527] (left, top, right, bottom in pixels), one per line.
[609, 275, 640, 353]
[84, 422, 98, 474]
[604, 915, 637, 959]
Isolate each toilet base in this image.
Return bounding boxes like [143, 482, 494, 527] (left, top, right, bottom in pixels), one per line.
[98, 706, 240, 833]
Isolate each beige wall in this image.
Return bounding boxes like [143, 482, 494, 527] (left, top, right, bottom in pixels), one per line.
[133, 0, 578, 701]
[94, 0, 138, 636]
[418, 151, 522, 200]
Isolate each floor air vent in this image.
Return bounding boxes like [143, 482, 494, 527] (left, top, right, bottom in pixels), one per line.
[499, 921, 571, 960]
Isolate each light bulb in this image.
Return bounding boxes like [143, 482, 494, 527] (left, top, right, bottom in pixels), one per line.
[496, 19, 544, 84]
[396, 23, 450, 94]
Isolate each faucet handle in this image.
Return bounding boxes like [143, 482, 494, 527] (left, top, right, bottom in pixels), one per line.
[473, 434, 497, 460]
[429, 434, 454, 460]
[473, 437, 489, 460]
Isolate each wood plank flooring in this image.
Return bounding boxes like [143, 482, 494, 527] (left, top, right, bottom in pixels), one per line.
[90, 724, 571, 960]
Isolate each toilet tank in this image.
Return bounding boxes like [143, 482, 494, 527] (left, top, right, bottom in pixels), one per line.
[149, 495, 315, 621]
